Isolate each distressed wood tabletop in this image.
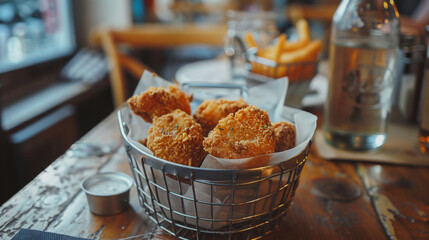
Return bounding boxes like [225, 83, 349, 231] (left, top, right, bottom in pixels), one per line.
[0, 108, 428, 240]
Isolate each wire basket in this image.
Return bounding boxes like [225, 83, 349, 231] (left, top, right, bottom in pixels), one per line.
[246, 54, 318, 82]
[118, 106, 311, 240]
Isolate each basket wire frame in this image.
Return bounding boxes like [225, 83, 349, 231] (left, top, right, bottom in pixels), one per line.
[246, 55, 318, 82]
[119, 108, 310, 240]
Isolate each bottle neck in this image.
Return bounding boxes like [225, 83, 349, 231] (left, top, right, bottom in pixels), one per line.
[334, 0, 399, 21]
[332, 0, 400, 45]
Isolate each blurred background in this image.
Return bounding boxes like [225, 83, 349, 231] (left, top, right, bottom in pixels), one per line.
[0, 0, 426, 204]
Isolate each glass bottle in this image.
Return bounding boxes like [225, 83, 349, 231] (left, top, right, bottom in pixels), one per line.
[323, 0, 400, 151]
[418, 26, 429, 154]
[395, 32, 425, 123]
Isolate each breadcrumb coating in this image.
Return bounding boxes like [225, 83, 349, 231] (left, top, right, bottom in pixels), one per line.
[273, 122, 296, 152]
[203, 105, 276, 159]
[147, 109, 206, 167]
[193, 99, 248, 136]
[128, 85, 192, 122]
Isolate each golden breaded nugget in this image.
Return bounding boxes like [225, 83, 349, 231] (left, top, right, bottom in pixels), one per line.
[203, 105, 276, 159]
[147, 109, 206, 167]
[273, 122, 296, 152]
[128, 85, 192, 123]
[193, 99, 248, 136]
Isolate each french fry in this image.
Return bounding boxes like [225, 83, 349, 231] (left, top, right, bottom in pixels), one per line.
[254, 34, 286, 77]
[244, 32, 259, 49]
[244, 33, 269, 76]
[283, 19, 310, 51]
[274, 34, 286, 62]
[256, 46, 275, 60]
[279, 40, 321, 63]
[277, 40, 321, 81]
[256, 19, 311, 57]
[256, 34, 286, 60]
[244, 33, 261, 75]
[270, 34, 286, 77]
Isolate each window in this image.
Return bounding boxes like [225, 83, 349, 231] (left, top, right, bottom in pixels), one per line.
[0, 0, 75, 73]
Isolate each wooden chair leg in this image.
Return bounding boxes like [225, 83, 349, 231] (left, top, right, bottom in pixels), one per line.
[118, 53, 150, 80]
[100, 31, 128, 107]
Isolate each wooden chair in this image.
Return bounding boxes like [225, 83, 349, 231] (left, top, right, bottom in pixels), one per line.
[169, 1, 239, 22]
[286, 3, 337, 23]
[91, 24, 227, 107]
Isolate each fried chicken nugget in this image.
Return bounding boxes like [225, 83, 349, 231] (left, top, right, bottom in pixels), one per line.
[128, 85, 193, 123]
[147, 109, 206, 167]
[273, 122, 296, 152]
[203, 105, 276, 159]
[193, 99, 248, 136]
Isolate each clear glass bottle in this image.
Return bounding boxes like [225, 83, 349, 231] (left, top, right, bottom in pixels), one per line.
[418, 26, 429, 154]
[395, 32, 425, 123]
[323, 0, 400, 151]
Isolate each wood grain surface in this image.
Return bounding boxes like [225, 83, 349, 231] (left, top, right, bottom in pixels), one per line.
[1, 110, 428, 240]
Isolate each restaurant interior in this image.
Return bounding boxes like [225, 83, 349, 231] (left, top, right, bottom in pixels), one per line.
[0, 0, 333, 204]
[0, 0, 428, 239]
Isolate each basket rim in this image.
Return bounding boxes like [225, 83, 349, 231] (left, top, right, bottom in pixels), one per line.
[118, 106, 310, 176]
[247, 54, 320, 68]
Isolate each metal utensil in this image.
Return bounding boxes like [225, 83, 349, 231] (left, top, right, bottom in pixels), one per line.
[66, 141, 113, 158]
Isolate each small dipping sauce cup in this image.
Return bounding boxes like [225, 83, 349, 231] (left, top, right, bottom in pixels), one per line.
[81, 172, 133, 215]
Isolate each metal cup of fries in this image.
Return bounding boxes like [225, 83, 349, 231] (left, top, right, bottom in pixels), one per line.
[230, 19, 322, 107]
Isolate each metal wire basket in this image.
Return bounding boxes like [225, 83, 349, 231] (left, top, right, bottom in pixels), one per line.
[118, 106, 311, 240]
[246, 54, 318, 81]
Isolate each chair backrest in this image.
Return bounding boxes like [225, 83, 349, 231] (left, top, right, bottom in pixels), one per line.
[286, 3, 337, 23]
[168, 1, 238, 22]
[92, 24, 227, 107]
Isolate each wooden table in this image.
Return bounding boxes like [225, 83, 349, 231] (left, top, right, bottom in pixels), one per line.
[1, 107, 428, 240]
